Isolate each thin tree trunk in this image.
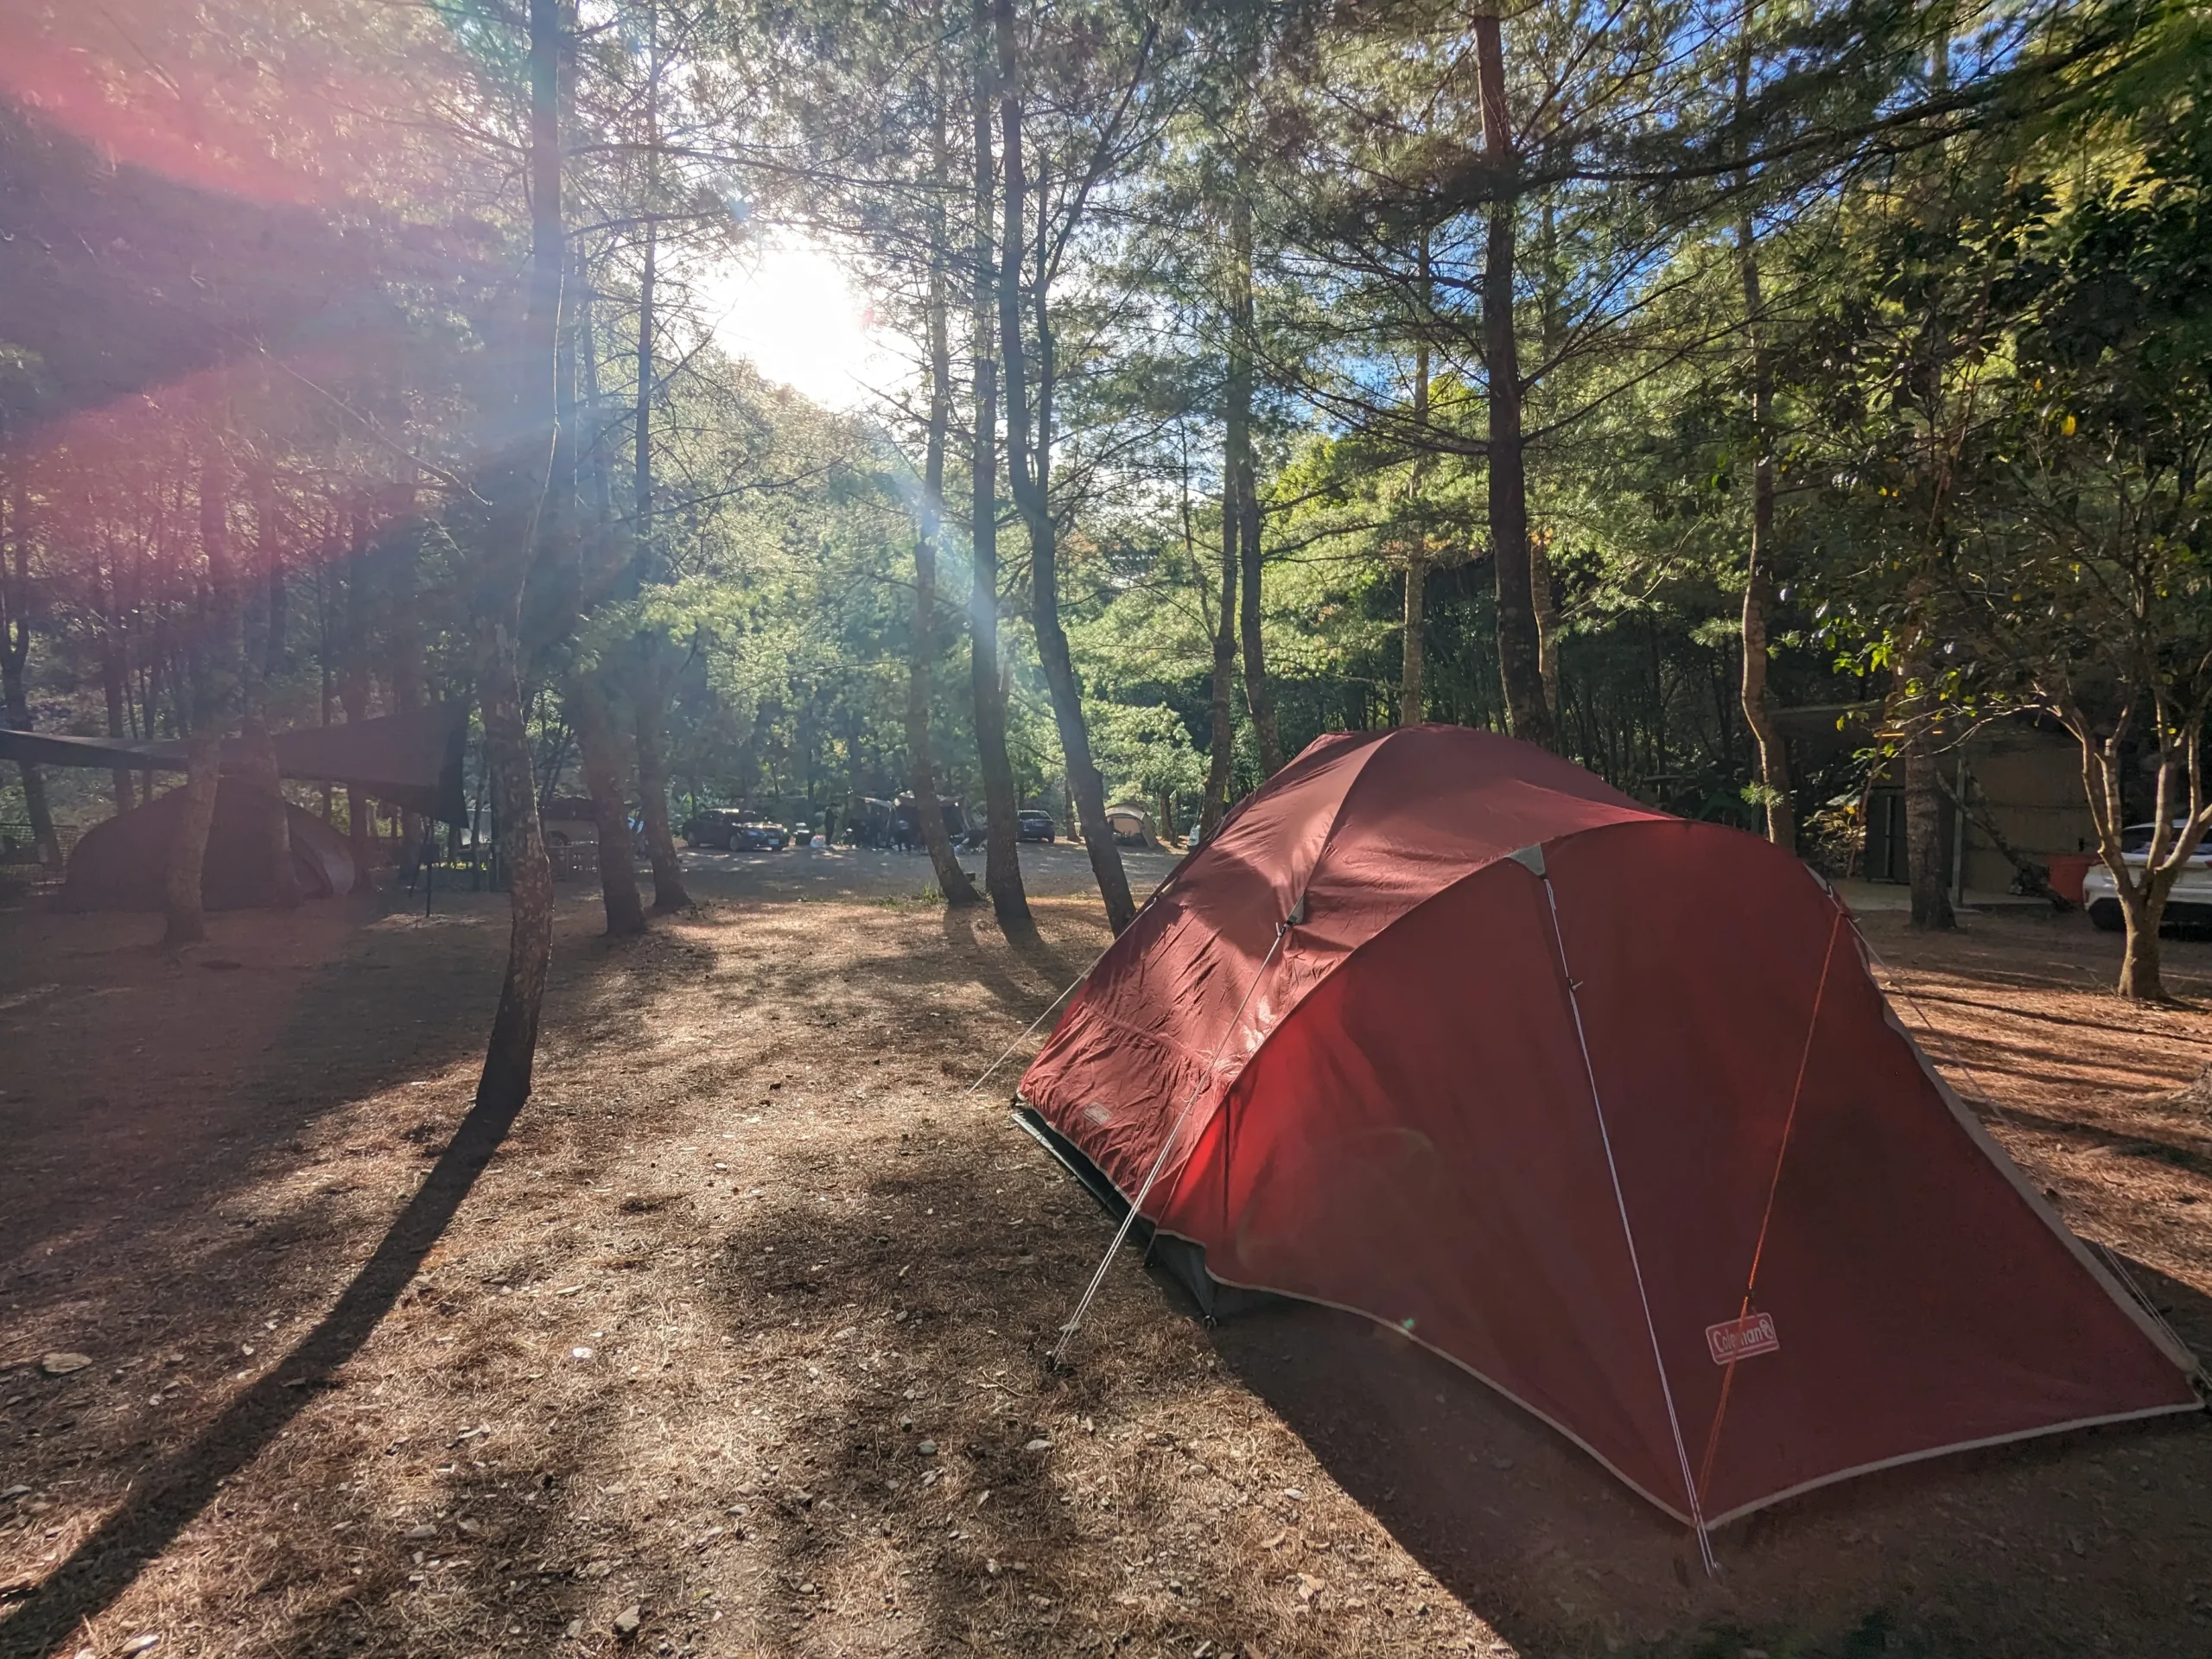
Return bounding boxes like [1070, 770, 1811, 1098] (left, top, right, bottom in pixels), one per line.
[634, 220, 656, 570]
[386, 488, 428, 869]
[240, 461, 300, 906]
[1402, 237, 1433, 725]
[633, 668, 690, 911]
[103, 595, 136, 813]
[969, 0, 1028, 926]
[1226, 193, 1284, 777]
[338, 507, 376, 890]
[166, 449, 239, 946]
[1531, 536, 1560, 719]
[1473, 8, 1553, 748]
[621, 54, 690, 918]
[912, 96, 981, 906]
[571, 672, 645, 935]
[2073, 724, 2171, 1000]
[995, 0, 1134, 931]
[471, 0, 563, 1114]
[1201, 448, 1237, 839]
[1735, 35, 1793, 849]
[1901, 690, 1955, 930]
[1, 472, 60, 864]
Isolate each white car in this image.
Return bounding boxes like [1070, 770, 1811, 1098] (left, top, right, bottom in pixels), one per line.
[2082, 822, 2212, 931]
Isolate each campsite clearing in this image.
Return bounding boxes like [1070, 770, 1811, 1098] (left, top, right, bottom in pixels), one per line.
[2, 849, 2209, 1659]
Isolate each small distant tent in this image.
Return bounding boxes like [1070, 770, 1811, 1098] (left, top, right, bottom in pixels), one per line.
[1103, 803, 1161, 848]
[893, 793, 969, 844]
[63, 781, 355, 912]
[1020, 726, 2202, 1533]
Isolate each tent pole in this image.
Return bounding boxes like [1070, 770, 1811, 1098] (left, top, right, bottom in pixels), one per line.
[1539, 867, 1719, 1577]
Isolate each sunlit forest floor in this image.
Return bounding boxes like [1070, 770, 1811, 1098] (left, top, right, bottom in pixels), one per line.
[2, 850, 2209, 1659]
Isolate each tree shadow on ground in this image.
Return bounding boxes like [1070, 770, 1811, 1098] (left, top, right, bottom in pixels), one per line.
[0, 1065, 533, 1656]
[1211, 1256, 2212, 1658]
[0, 887, 638, 1657]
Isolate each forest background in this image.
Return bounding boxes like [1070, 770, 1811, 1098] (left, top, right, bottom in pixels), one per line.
[2, 0, 2209, 1084]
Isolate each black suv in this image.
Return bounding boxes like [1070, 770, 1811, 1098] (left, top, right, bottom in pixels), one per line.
[1017, 810, 1056, 842]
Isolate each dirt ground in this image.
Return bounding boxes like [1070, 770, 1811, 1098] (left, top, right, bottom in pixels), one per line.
[1, 846, 2209, 1659]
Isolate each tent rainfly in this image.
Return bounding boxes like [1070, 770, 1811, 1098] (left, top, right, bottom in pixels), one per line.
[62, 782, 355, 912]
[1018, 726, 2204, 1540]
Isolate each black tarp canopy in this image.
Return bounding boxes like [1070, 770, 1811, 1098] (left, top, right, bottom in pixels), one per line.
[0, 705, 467, 824]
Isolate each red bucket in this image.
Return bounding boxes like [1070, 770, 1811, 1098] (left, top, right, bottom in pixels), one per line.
[2045, 852, 2096, 905]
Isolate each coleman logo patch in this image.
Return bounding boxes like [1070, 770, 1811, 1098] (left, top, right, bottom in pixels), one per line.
[1706, 1311, 1779, 1365]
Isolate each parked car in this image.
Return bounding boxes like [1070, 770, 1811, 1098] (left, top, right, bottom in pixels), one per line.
[1017, 809, 1055, 842]
[684, 809, 790, 851]
[683, 808, 741, 849]
[2082, 823, 2212, 931]
[732, 817, 791, 851]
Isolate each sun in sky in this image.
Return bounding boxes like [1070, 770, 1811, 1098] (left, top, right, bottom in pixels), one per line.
[696, 235, 904, 412]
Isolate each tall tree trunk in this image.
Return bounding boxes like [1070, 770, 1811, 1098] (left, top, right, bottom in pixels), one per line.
[1402, 236, 1433, 726]
[1201, 450, 1238, 839]
[1531, 537, 1561, 720]
[968, 0, 1029, 927]
[471, 0, 563, 1114]
[1473, 8, 1553, 749]
[622, 96, 690, 916]
[2075, 727, 2177, 1001]
[386, 487, 429, 869]
[166, 449, 239, 947]
[912, 101, 981, 906]
[634, 219, 656, 574]
[1735, 38, 1793, 849]
[1900, 678, 1955, 930]
[1226, 194, 1284, 776]
[101, 563, 136, 813]
[633, 665, 690, 911]
[338, 506, 376, 890]
[995, 0, 1135, 931]
[238, 464, 300, 906]
[1, 471, 60, 864]
[571, 672, 645, 935]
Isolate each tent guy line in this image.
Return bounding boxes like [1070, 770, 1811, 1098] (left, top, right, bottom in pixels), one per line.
[1695, 908, 1849, 1516]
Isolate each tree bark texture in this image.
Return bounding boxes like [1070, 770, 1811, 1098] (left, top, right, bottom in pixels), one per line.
[1734, 41, 1793, 850]
[969, 1, 1029, 927]
[632, 661, 690, 912]
[241, 464, 301, 907]
[1227, 194, 1284, 776]
[338, 518, 376, 892]
[1201, 455, 1238, 839]
[1901, 700, 1955, 931]
[995, 0, 1135, 931]
[1, 473, 60, 864]
[1402, 236, 1433, 726]
[470, 0, 563, 1114]
[1473, 9, 1554, 749]
[571, 672, 645, 935]
[165, 450, 240, 947]
[912, 123, 981, 908]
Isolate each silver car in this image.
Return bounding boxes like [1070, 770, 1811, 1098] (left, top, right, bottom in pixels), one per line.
[2082, 822, 2212, 931]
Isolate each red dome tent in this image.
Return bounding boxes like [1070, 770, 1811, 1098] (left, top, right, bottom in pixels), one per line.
[1018, 727, 2201, 1536]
